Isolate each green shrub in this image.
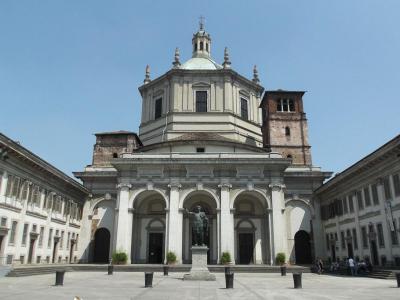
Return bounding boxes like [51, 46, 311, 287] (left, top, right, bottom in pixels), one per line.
[220, 252, 232, 264]
[275, 252, 286, 265]
[112, 251, 128, 265]
[166, 251, 177, 264]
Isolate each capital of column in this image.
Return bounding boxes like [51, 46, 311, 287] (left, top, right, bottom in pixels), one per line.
[218, 183, 232, 190]
[268, 183, 286, 192]
[116, 183, 132, 190]
[168, 183, 182, 190]
[376, 177, 384, 186]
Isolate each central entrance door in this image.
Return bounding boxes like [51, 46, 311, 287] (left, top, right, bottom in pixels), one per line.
[238, 233, 254, 264]
[148, 232, 163, 264]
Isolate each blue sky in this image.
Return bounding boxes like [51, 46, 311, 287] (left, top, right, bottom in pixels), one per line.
[1, 0, 399, 178]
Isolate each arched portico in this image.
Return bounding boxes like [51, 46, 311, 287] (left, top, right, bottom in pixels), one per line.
[182, 190, 218, 264]
[131, 190, 166, 263]
[233, 191, 270, 264]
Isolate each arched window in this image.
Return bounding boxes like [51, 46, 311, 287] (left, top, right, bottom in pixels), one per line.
[206, 43, 209, 52]
[194, 43, 197, 52]
[200, 42, 204, 50]
[285, 126, 290, 136]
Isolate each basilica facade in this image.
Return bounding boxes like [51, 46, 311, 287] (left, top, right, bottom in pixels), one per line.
[74, 24, 331, 265]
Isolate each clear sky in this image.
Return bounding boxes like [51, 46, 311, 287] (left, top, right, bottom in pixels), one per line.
[1, 0, 399, 178]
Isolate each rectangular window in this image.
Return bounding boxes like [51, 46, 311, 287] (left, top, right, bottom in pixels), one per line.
[5, 174, 13, 197]
[371, 184, 379, 205]
[377, 223, 385, 247]
[48, 228, 53, 248]
[154, 98, 162, 119]
[364, 187, 371, 207]
[67, 232, 70, 250]
[9, 221, 18, 244]
[11, 176, 21, 198]
[240, 98, 248, 120]
[196, 147, 205, 153]
[356, 191, 364, 210]
[383, 177, 392, 200]
[361, 226, 368, 248]
[60, 231, 64, 249]
[391, 219, 399, 245]
[38, 226, 44, 247]
[352, 228, 358, 250]
[195, 91, 207, 112]
[21, 223, 29, 246]
[393, 174, 400, 197]
[0, 217, 7, 227]
[340, 231, 346, 249]
[342, 197, 348, 214]
[32, 186, 41, 206]
[348, 196, 354, 213]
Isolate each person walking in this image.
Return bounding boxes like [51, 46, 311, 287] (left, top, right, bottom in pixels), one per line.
[348, 257, 355, 276]
[318, 259, 324, 274]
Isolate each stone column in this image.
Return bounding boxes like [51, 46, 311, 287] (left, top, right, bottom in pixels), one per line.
[0, 170, 8, 197]
[312, 197, 326, 260]
[269, 183, 287, 263]
[114, 183, 132, 263]
[167, 183, 182, 263]
[219, 183, 234, 263]
[377, 178, 393, 262]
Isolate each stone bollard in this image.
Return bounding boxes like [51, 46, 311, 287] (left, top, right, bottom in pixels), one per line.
[163, 265, 169, 276]
[225, 272, 234, 289]
[108, 264, 114, 275]
[280, 266, 287, 276]
[293, 272, 302, 289]
[395, 272, 400, 288]
[55, 270, 66, 286]
[224, 266, 231, 275]
[145, 272, 154, 288]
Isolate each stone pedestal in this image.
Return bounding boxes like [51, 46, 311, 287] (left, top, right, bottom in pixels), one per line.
[183, 246, 216, 281]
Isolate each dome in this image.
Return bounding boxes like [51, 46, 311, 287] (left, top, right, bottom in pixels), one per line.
[180, 57, 222, 70]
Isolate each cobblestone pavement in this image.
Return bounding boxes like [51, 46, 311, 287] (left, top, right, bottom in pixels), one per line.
[0, 272, 398, 300]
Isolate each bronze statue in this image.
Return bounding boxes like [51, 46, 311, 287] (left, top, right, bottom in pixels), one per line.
[186, 205, 209, 246]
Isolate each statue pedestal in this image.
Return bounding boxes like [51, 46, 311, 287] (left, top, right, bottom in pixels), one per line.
[183, 246, 216, 281]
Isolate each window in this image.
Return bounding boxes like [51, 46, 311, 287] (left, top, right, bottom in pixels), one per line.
[48, 228, 53, 248]
[196, 91, 207, 112]
[206, 43, 209, 52]
[348, 195, 354, 213]
[361, 226, 368, 248]
[393, 174, 400, 197]
[5, 174, 13, 197]
[371, 184, 379, 205]
[67, 232, 70, 250]
[38, 226, 44, 247]
[75, 234, 79, 251]
[240, 98, 248, 120]
[60, 231, 64, 249]
[10, 176, 21, 198]
[196, 147, 205, 153]
[9, 221, 18, 244]
[194, 43, 197, 52]
[285, 127, 290, 136]
[32, 224, 37, 232]
[32, 186, 40, 206]
[155, 98, 162, 119]
[383, 177, 392, 200]
[377, 223, 385, 247]
[340, 231, 346, 249]
[0, 217, 7, 227]
[200, 41, 204, 50]
[343, 198, 348, 214]
[277, 98, 295, 112]
[21, 223, 29, 246]
[391, 219, 399, 245]
[352, 228, 358, 250]
[356, 191, 364, 210]
[20, 181, 29, 201]
[364, 187, 371, 207]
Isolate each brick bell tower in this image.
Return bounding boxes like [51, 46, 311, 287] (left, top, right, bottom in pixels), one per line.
[260, 90, 312, 165]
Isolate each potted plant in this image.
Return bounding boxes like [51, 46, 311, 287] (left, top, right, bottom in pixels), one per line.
[112, 251, 128, 265]
[166, 251, 177, 265]
[221, 251, 232, 265]
[276, 252, 286, 276]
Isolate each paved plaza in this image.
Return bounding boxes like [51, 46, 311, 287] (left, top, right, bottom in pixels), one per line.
[0, 272, 399, 300]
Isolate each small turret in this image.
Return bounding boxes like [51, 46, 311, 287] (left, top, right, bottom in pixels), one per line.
[252, 65, 260, 84]
[192, 17, 211, 58]
[144, 65, 151, 84]
[173, 47, 181, 68]
[222, 47, 231, 69]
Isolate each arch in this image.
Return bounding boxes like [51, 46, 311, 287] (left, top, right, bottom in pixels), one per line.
[235, 219, 256, 230]
[93, 227, 110, 263]
[285, 198, 315, 216]
[231, 189, 270, 210]
[146, 218, 165, 230]
[129, 188, 169, 210]
[294, 230, 312, 264]
[179, 188, 220, 210]
[90, 198, 115, 215]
